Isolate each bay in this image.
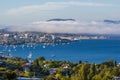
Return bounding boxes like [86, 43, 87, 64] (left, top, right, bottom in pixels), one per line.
[0, 39, 120, 63]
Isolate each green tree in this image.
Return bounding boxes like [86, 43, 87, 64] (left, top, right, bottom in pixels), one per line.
[79, 64, 89, 80]
[88, 63, 96, 80]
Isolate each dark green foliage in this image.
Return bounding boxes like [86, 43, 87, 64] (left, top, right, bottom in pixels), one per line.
[0, 56, 120, 80]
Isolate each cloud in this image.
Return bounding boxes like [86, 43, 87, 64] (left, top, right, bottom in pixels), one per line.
[47, 2, 111, 7]
[6, 1, 112, 15]
[6, 4, 66, 15]
[8, 20, 120, 34]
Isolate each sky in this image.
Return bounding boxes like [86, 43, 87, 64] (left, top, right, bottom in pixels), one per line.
[0, 0, 120, 34]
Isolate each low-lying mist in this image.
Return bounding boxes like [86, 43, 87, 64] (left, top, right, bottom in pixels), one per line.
[5, 20, 120, 34]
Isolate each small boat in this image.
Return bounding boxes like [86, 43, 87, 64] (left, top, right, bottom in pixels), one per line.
[28, 53, 32, 58]
[22, 45, 25, 48]
[43, 45, 46, 48]
[8, 49, 11, 52]
[51, 54, 55, 57]
[13, 46, 16, 49]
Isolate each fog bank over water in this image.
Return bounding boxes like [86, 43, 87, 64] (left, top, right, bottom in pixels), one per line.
[5, 20, 120, 34]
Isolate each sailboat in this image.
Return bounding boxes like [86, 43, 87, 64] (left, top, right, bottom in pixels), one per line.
[28, 53, 32, 59]
[43, 45, 46, 48]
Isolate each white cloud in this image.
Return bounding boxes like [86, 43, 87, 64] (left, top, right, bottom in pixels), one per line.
[6, 4, 66, 15]
[8, 21, 120, 34]
[46, 2, 111, 7]
[6, 1, 112, 15]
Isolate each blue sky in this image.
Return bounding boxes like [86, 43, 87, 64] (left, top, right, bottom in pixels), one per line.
[0, 0, 120, 25]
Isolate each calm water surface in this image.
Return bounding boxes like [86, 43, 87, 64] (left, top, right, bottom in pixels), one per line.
[0, 39, 120, 63]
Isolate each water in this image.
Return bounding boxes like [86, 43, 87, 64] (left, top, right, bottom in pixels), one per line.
[0, 39, 120, 63]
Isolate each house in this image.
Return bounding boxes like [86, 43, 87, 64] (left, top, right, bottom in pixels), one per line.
[49, 68, 57, 74]
[113, 76, 120, 80]
[44, 64, 49, 69]
[62, 64, 69, 69]
[22, 63, 31, 72]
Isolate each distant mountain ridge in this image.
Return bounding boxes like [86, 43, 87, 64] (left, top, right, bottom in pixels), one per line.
[104, 20, 120, 24]
[47, 18, 76, 22]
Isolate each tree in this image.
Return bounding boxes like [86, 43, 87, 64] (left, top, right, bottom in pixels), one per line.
[6, 70, 17, 80]
[38, 56, 45, 61]
[88, 63, 96, 80]
[79, 64, 89, 80]
[24, 71, 30, 77]
[55, 73, 61, 79]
